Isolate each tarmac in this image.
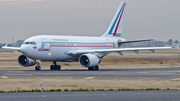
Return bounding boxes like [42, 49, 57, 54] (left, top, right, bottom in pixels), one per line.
[0, 90, 180, 101]
[1, 68, 180, 100]
[0, 68, 180, 79]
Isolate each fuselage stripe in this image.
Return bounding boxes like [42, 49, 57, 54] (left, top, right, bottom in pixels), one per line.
[38, 45, 112, 51]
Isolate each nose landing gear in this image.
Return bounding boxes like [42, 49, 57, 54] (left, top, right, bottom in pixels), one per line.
[50, 61, 61, 70]
[35, 61, 41, 71]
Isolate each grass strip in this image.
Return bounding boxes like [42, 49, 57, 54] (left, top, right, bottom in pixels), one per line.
[0, 88, 179, 93]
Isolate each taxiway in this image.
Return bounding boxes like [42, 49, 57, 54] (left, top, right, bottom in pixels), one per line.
[0, 91, 180, 101]
[0, 68, 180, 79]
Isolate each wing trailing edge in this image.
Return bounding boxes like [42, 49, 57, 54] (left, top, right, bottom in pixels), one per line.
[66, 47, 172, 55]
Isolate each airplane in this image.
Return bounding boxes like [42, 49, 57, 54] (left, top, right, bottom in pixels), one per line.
[2, 2, 172, 71]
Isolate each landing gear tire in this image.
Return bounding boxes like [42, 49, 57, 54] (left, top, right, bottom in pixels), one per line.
[54, 66, 57, 70]
[88, 67, 92, 71]
[92, 67, 95, 71]
[57, 65, 61, 70]
[88, 65, 99, 71]
[35, 66, 41, 71]
[95, 65, 99, 71]
[50, 64, 61, 71]
[50, 65, 53, 70]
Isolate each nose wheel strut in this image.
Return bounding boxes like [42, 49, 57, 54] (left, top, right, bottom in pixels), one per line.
[50, 61, 61, 70]
[35, 60, 41, 71]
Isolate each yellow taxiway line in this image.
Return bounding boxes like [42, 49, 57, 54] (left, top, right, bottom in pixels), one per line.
[170, 78, 180, 81]
[0, 76, 9, 79]
[84, 77, 95, 80]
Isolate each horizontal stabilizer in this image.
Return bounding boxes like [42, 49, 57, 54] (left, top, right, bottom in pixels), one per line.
[119, 39, 155, 44]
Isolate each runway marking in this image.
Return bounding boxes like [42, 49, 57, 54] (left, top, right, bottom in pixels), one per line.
[4, 74, 33, 76]
[0, 76, 8, 79]
[7, 71, 25, 73]
[175, 72, 180, 74]
[84, 77, 95, 80]
[137, 71, 173, 74]
[170, 78, 180, 81]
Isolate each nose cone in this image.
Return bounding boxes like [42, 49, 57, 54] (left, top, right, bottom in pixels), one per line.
[20, 44, 37, 59]
[20, 45, 27, 55]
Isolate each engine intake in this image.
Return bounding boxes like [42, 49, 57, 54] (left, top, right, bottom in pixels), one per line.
[79, 54, 100, 67]
[18, 55, 36, 67]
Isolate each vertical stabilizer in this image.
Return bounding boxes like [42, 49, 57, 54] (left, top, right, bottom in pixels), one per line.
[101, 2, 127, 37]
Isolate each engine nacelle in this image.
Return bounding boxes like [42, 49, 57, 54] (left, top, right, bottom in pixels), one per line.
[18, 55, 36, 67]
[79, 54, 100, 67]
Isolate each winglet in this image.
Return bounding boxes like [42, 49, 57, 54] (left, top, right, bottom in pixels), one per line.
[172, 44, 180, 51]
[177, 44, 180, 51]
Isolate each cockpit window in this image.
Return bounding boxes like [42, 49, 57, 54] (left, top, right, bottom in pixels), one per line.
[23, 42, 36, 45]
[24, 42, 31, 44]
[31, 42, 36, 45]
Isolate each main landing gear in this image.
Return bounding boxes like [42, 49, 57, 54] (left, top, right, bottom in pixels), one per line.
[35, 61, 41, 71]
[88, 65, 99, 71]
[50, 61, 61, 70]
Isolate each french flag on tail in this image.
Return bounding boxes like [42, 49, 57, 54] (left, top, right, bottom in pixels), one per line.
[101, 2, 127, 37]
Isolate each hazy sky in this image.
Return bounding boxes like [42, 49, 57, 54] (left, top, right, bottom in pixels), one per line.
[0, 0, 180, 43]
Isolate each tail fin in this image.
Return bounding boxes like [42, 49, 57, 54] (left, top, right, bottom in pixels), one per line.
[101, 2, 127, 37]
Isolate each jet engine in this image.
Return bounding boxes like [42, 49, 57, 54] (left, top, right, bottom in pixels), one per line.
[18, 55, 36, 67]
[79, 54, 100, 67]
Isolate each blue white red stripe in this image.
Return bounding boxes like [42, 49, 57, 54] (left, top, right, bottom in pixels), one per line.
[38, 42, 113, 51]
[113, 2, 126, 37]
[38, 45, 112, 51]
[108, 2, 126, 37]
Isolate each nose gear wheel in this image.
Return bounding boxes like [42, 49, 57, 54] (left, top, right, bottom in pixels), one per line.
[35, 61, 41, 71]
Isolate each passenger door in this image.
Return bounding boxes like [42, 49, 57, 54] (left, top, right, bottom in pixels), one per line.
[41, 38, 50, 51]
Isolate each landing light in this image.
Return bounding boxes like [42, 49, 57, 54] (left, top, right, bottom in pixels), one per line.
[49, 53, 51, 56]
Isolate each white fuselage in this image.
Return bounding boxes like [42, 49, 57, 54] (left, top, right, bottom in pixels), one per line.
[20, 35, 127, 61]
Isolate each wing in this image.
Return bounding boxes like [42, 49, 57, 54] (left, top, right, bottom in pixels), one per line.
[2, 44, 20, 51]
[66, 47, 172, 56]
[119, 39, 154, 44]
